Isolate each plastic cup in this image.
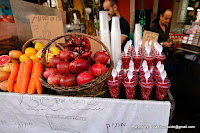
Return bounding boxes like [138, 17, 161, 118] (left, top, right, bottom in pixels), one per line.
[139, 74, 153, 81]
[122, 53, 131, 69]
[123, 77, 138, 99]
[153, 67, 160, 75]
[144, 54, 154, 70]
[132, 54, 142, 71]
[139, 79, 154, 100]
[107, 77, 121, 98]
[154, 54, 166, 66]
[155, 79, 171, 100]
[116, 70, 124, 83]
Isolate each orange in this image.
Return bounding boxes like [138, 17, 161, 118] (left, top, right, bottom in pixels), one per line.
[19, 54, 29, 63]
[9, 50, 22, 59]
[25, 47, 37, 57]
[30, 54, 41, 63]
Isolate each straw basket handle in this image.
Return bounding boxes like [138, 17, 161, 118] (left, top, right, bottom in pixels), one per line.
[22, 38, 65, 54]
[41, 33, 114, 69]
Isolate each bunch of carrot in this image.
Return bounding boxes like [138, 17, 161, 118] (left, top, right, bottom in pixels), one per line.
[7, 59, 43, 94]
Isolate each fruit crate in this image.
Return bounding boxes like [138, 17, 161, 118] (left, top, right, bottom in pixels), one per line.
[39, 33, 114, 97]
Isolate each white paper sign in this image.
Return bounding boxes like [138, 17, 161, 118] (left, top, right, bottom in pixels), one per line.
[0, 93, 170, 133]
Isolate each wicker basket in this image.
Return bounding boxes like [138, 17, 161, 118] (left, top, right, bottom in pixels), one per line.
[39, 33, 114, 97]
[22, 38, 64, 54]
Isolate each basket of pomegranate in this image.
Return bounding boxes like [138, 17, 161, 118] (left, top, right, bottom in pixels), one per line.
[40, 33, 113, 96]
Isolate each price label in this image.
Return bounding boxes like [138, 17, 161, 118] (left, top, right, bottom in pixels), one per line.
[142, 30, 159, 47]
[29, 15, 64, 43]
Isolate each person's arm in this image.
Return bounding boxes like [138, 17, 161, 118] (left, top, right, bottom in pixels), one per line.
[121, 35, 127, 45]
[160, 42, 172, 47]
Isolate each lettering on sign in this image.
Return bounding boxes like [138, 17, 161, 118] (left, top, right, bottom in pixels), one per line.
[29, 15, 64, 43]
[142, 30, 159, 47]
[106, 123, 126, 133]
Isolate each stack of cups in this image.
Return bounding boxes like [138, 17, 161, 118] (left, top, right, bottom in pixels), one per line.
[134, 24, 142, 47]
[111, 17, 121, 67]
[99, 11, 111, 53]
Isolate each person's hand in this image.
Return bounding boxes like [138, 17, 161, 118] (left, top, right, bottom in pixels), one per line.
[163, 42, 172, 47]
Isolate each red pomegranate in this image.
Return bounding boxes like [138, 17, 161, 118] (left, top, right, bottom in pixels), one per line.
[77, 72, 94, 85]
[69, 59, 89, 74]
[60, 74, 77, 87]
[65, 36, 92, 59]
[90, 63, 109, 77]
[49, 56, 61, 68]
[57, 61, 70, 74]
[43, 68, 58, 79]
[47, 74, 62, 86]
[94, 51, 109, 64]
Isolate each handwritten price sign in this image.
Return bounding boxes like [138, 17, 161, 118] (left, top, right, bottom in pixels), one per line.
[29, 15, 64, 43]
[142, 30, 159, 47]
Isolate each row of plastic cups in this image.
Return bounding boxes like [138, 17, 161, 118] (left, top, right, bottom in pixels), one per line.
[108, 69, 170, 100]
[139, 67, 171, 100]
[122, 52, 165, 71]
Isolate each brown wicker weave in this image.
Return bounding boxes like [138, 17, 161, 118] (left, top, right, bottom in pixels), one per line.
[22, 38, 64, 54]
[39, 33, 114, 97]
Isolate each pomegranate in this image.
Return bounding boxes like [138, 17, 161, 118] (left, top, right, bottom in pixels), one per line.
[88, 56, 94, 66]
[57, 61, 70, 74]
[60, 50, 73, 61]
[49, 56, 61, 68]
[94, 51, 109, 64]
[60, 74, 77, 87]
[77, 72, 94, 85]
[69, 59, 89, 74]
[65, 36, 92, 59]
[47, 74, 63, 85]
[43, 68, 57, 79]
[90, 63, 109, 77]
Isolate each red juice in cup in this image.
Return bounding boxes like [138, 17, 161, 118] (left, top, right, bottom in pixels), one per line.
[154, 54, 166, 66]
[122, 53, 131, 69]
[139, 74, 153, 80]
[132, 54, 142, 71]
[139, 79, 154, 100]
[155, 79, 171, 100]
[116, 70, 124, 83]
[153, 67, 160, 75]
[107, 77, 121, 98]
[123, 78, 138, 99]
[144, 54, 154, 70]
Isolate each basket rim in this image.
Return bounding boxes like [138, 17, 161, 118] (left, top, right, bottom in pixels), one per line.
[22, 38, 64, 54]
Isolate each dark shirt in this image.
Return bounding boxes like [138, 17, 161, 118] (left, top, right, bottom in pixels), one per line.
[150, 22, 170, 55]
[109, 16, 130, 51]
[150, 22, 169, 42]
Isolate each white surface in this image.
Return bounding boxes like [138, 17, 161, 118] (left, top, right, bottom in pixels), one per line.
[0, 92, 171, 133]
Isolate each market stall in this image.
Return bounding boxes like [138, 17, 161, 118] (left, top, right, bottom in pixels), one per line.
[0, 1, 175, 133]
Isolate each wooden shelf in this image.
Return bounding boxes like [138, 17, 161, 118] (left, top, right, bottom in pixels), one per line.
[177, 48, 200, 54]
[182, 43, 200, 48]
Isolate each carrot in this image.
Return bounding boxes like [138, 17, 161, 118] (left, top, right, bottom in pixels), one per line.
[28, 63, 36, 94]
[14, 81, 18, 93]
[7, 63, 20, 92]
[21, 59, 33, 94]
[35, 62, 43, 94]
[17, 62, 25, 93]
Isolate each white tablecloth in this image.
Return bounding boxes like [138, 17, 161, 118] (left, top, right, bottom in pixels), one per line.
[0, 92, 170, 133]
